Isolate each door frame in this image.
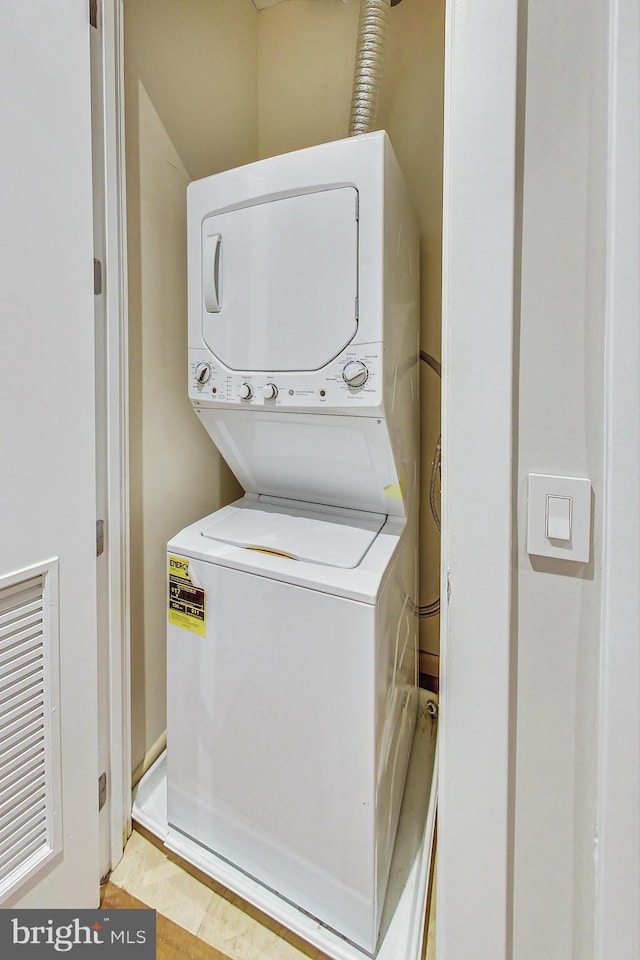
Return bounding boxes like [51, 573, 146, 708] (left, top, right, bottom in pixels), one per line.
[595, 0, 640, 955]
[438, 1, 519, 957]
[94, 0, 131, 869]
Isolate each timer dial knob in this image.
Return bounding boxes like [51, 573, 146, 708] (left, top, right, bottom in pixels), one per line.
[262, 383, 278, 400]
[239, 383, 253, 400]
[194, 362, 211, 385]
[342, 360, 368, 388]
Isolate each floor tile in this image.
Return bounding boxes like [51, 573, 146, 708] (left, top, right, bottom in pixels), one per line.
[101, 880, 230, 960]
[109, 829, 167, 887]
[110, 831, 216, 934]
[197, 893, 314, 960]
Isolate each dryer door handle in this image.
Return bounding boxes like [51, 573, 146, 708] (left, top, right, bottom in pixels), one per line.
[203, 233, 222, 313]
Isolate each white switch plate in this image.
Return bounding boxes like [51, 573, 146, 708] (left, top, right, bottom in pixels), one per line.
[546, 495, 572, 540]
[527, 474, 592, 562]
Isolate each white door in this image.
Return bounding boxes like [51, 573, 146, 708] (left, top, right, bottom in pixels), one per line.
[200, 187, 359, 371]
[0, 1, 100, 907]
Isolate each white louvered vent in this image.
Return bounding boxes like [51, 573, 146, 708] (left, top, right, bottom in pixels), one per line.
[0, 560, 61, 902]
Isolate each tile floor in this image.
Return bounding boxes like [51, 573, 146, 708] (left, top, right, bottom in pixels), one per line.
[109, 830, 436, 959]
[101, 881, 230, 960]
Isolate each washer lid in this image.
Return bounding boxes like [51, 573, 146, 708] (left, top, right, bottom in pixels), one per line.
[200, 187, 359, 372]
[200, 498, 385, 569]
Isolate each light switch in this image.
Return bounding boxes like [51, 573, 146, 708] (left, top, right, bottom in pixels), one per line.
[528, 474, 591, 562]
[546, 495, 572, 540]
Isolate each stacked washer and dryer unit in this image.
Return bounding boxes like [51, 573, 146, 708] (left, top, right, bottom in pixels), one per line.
[166, 131, 420, 956]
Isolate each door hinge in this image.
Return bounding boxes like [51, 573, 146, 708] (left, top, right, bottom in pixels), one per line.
[94, 258, 103, 295]
[96, 519, 105, 557]
[90, 0, 98, 29]
[98, 772, 107, 811]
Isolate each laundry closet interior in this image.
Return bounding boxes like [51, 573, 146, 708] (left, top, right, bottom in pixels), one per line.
[123, 0, 444, 956]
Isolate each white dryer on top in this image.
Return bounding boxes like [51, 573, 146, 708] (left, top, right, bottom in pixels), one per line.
[187, 130, 420, 519]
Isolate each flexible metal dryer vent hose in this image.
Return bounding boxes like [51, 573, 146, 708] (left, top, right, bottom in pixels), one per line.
[349, 0, 392, 137]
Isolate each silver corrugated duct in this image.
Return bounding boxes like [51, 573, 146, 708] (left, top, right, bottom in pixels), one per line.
[349, 0, 391, 137]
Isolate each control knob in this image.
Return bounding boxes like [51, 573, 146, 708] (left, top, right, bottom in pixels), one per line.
[342, 360, 368, 388]
[194, 362, 211, 385]
[262, 383, 278, 400]
[239, 383, 253, 400]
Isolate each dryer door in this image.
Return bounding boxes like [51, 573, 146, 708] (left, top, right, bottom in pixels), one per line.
[200, 187, 358, 372]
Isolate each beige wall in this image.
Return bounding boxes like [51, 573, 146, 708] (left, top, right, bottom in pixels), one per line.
[125, 0, 256, 772]
[380, 0, 445, 671]
[258, 0, 446, 671]
[257, 0, 359, 159]
[513, 1, 608, 956]
[125, 0, 259, 182]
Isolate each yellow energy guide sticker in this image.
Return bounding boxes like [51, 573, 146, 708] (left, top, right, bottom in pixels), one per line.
[168, 555, 205, 636]
[384, 469, 407, 501]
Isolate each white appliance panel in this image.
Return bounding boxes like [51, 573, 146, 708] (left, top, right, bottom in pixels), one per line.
[201, 498, 385, 569]
[188, 343, 384, 411]
[168, 498, 407, 605]
[167, 562, 378, 950]
[201, 187, 358, 372]
[196, 408, 406, 517]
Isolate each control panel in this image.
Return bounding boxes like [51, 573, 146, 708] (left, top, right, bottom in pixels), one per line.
[189, 344, 384, 411]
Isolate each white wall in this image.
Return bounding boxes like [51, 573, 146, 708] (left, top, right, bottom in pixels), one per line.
[125, 0, 256, 771]
[513, 2, 609, 956]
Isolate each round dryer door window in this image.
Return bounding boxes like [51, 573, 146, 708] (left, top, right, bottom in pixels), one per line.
[200, 187, 359, 372]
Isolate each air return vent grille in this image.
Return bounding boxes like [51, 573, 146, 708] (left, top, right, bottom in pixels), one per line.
[0, 561, 61, 902]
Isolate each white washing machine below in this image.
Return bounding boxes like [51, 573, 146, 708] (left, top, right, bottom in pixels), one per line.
[166, 494, 418, 955]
